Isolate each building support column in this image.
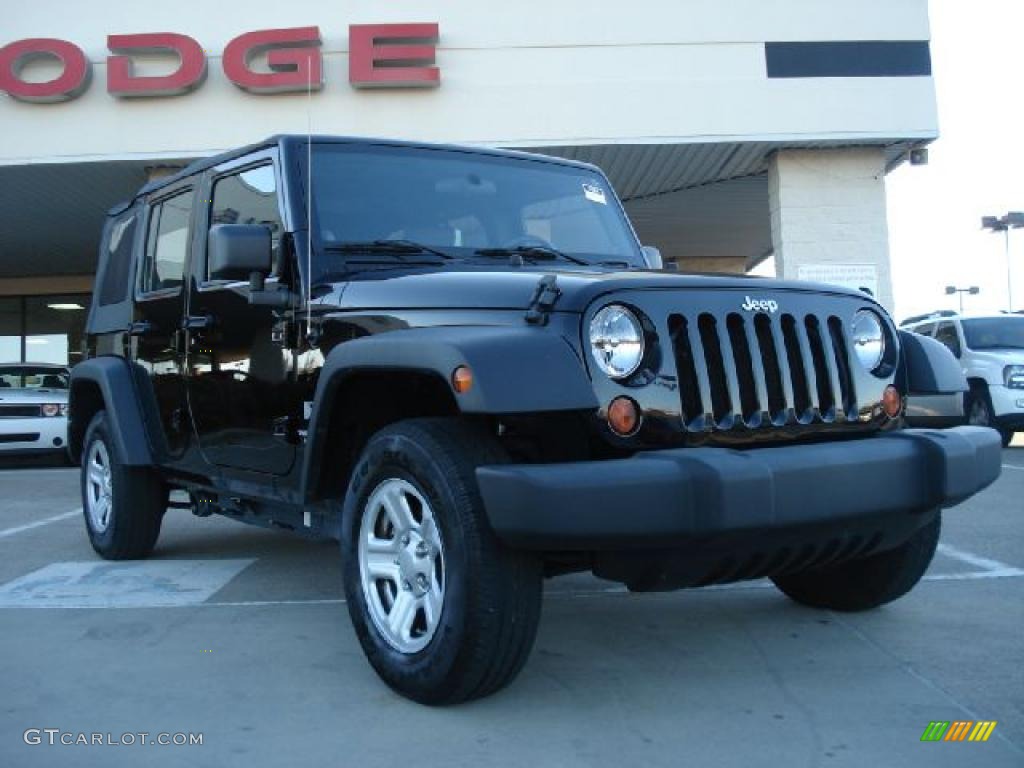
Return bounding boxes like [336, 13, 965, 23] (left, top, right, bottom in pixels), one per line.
[768, 148, 894, 311]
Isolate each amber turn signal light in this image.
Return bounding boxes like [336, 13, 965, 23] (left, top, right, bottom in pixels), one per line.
[607, 396, 641, 436]
[451, 365, 473, 394]
[882, 385, 902, 419]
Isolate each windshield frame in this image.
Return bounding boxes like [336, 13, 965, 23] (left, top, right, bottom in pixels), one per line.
[303, 141, 645, 278]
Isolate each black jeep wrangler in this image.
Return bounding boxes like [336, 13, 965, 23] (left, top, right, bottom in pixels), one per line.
[71, 136, 1001, 704]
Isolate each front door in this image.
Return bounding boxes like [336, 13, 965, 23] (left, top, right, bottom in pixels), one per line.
[184, 152, 298, 475]
[131, 184, 195, 459]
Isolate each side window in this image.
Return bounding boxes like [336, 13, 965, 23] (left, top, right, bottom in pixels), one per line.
[934, 322, 962, 358]
[140, 190, 192, 294]
[209, 165, 282, 279]
[98, 208, 138, 306]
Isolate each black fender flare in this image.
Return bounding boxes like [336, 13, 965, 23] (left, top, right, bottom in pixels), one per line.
[70, 357, 155, 466]
[301, 326, 598, 501]
[897, 330, 967, 395]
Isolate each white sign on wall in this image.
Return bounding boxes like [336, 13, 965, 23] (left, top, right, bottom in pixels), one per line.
[797, 263, 878, 298]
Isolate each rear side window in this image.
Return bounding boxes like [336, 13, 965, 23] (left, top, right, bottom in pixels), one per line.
[914, 322, 935, 336]
[140, 190, 193, 293]
[98, 209, 138, 306]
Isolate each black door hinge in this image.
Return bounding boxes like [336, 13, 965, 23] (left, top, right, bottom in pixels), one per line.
[525, 275, 561, 326]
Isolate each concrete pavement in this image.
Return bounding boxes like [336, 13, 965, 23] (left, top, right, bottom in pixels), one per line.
[0, 444, 1021, 767]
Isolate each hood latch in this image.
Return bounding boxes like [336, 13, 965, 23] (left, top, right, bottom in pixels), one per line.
[525, 275, 561, 326]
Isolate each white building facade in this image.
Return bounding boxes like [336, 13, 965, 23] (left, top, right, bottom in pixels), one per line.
[0, 0, 937, 364]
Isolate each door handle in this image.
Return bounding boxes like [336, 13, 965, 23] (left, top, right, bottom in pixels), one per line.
[183, 315, 215, 331]
[128, 321, 153, 336]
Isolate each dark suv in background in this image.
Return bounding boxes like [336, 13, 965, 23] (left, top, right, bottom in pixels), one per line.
[70, 136, 1000, 704]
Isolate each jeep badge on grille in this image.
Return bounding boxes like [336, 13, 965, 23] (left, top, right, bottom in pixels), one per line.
[741, 296, 779, 313]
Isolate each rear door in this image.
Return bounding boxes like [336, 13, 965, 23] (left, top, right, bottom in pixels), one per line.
[131, 184, 195, 459]
[184, 150, 298, 475]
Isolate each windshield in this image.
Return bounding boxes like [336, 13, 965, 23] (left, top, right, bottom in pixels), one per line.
[962, 317, 1024, 350]
[309, 144, 643, 276]
[0, 365, 70, 389]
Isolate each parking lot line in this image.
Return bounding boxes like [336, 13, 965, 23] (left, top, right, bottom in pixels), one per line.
[935, 542, 1024, 576]
[1002, 463, 1024, 471]
[0, 509, 80, 540]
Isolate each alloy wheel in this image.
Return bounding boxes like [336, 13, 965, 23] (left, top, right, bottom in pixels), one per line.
[85, 440, 114, 532]
[358, 478, 446, 654]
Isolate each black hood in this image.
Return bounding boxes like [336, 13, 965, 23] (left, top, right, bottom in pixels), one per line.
[315, 264, 880, 315]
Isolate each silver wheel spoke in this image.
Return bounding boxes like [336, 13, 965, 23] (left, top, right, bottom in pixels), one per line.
[423, 580, 443, 627]
[388, 591, 418, 641]
[88, 462, 104, 488]
[381, 486, 417, 532]
[364, 548, 400, 582]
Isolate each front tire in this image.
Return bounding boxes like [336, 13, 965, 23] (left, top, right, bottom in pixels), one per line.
[81, 411, 166, 560]
[771, 513, 940, 611]
[340, 418, 542, 705]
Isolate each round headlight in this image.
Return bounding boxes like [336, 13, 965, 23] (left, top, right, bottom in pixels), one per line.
[851, 310, 885, 371]
[590, 305, 645, 379]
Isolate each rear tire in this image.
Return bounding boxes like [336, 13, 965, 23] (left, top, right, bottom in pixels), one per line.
[771, 513, 940, 611]
[340, 418, 542, 705]
[81, 411, 166, 560]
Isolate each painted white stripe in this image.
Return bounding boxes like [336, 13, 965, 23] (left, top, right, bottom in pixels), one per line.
[0, 560, 256, 608]
[1002, 463, 1024, 471]
[936, 542, 1023, 574]
[0, 509, 80, 540]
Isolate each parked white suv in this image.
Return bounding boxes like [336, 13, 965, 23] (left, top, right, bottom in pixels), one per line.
[900, 312, 1024, 446]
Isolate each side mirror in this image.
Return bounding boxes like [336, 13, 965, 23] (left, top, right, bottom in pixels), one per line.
[640, 245, 663, 270]
[208, 224, 272, 281]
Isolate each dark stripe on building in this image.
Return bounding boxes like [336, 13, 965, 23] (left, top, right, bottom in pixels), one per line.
[765, 41, 931, 78]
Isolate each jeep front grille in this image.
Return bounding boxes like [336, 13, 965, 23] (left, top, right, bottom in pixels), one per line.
[667, 311, 856, 431]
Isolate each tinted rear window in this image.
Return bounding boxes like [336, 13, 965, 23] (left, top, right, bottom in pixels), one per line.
[98, 209, 138, 306]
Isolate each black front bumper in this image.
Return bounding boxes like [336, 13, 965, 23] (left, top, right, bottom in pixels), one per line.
[476, 426, 1002, 550]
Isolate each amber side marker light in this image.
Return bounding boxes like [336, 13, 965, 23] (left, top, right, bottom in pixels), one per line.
[451, 366, 474, 394]
[883, 385, 903, 418]
[608, 396, 641, 436]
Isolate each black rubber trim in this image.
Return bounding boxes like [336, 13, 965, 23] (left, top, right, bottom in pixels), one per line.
[476, 426, 1001, 549]
[70, 357, 154, 466]
[765, 41, 932, 79]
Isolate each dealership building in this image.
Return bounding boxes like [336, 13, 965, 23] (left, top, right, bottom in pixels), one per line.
[0, 0, 938, 367]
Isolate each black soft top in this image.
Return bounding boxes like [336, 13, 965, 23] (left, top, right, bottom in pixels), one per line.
[107, 135, 599, 216]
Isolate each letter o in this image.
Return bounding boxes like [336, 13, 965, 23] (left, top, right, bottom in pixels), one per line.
[0, 38, 91, 103]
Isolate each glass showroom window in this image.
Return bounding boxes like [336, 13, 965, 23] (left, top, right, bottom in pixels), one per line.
[0, 298, 20, 362]
[16, 295, 91, 366]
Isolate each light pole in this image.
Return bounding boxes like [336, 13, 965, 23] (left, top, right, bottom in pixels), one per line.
[981, 212, 1024, 311]
[945, 285, 979, 313]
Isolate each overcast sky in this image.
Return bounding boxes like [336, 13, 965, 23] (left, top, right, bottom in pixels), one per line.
[887, 0, 1024, 321]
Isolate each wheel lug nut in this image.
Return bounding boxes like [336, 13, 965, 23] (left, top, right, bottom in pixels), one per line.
[402, 581, 411, 591]
[415, 542, 429, 558]
[416, 574, 428, 588]
[401, 534, 410, 546]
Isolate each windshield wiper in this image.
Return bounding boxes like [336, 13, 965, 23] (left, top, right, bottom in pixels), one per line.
[324, 239, 453, 260]
[475, 245, 589, 266]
